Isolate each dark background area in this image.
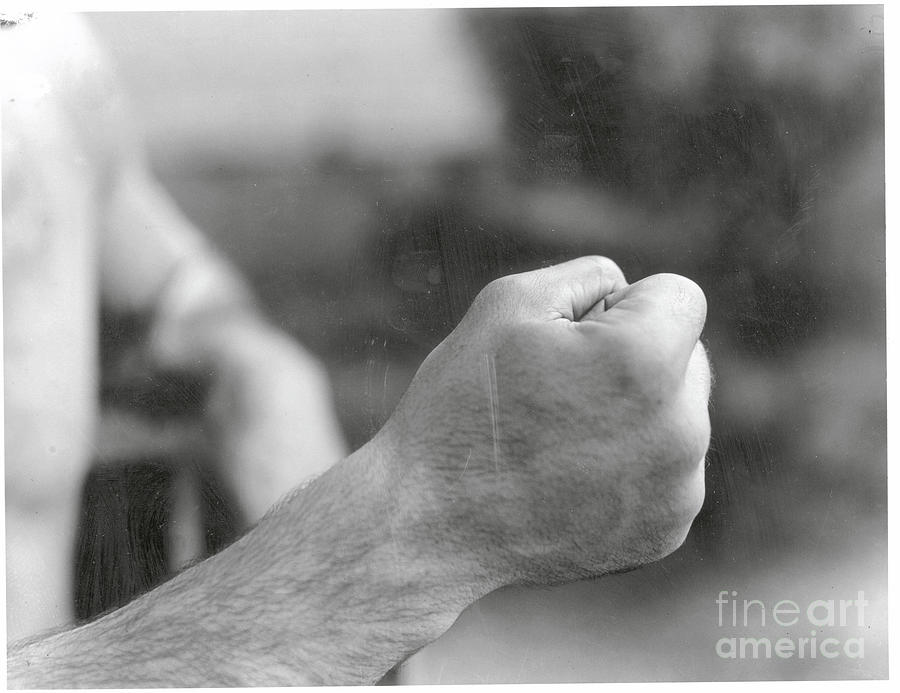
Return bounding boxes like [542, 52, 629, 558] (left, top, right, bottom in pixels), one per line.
[82, 6, 885, 681]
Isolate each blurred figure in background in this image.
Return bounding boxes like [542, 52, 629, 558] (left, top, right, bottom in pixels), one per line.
[2, 13, 347, 641]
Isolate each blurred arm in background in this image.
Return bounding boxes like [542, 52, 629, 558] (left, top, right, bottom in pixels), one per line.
[2, 12, 345, 642]
[98, 129, 348, 521]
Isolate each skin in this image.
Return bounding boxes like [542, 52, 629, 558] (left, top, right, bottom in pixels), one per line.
[7, 256, 712, 687]
[103, 154, 348, 521]
[3, 14, 346, 640]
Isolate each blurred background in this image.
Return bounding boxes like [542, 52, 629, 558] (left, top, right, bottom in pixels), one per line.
[81, 6, 884, 682]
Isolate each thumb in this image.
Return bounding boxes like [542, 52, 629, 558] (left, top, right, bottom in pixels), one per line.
[596, 273, 708, 378]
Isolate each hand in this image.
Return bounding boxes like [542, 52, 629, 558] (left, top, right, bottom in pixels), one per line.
[378, 256, 711, 586]
[7, 256, 712, 688]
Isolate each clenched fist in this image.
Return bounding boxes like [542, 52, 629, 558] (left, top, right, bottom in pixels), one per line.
[377, 256, 711, 586]
[8, 256, 713, 688]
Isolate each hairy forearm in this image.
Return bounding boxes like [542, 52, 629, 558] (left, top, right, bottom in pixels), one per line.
[7, 438, 492, 688]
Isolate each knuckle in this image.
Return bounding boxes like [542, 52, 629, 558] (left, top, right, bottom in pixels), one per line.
[646, 474, 705, 559]
[677, 467, 707, 522]
[691, 413, 713, 461]
[654, 521, 694, 560]
[468, 273, 538, 327]
[475, 274, 525, 307]
[686, 341, 713, 401]
[644, 406, 710, 486]
[653, 273, 708, 321]
[581, 254, 625, 279]
[666, 411, 712, 474]
[634, 520, 689, 566]
[492, 273, 527, 295]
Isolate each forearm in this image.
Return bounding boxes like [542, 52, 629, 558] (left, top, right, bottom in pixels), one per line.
[7, 436, 493, 688]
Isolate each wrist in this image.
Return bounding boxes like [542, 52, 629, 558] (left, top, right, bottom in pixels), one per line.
[368, 422, 514, 591]
[10, 436, 499, 687]
[375, 395, 524, 590]
[215, 435, 503, 684]
[322, 432, 504, 656]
